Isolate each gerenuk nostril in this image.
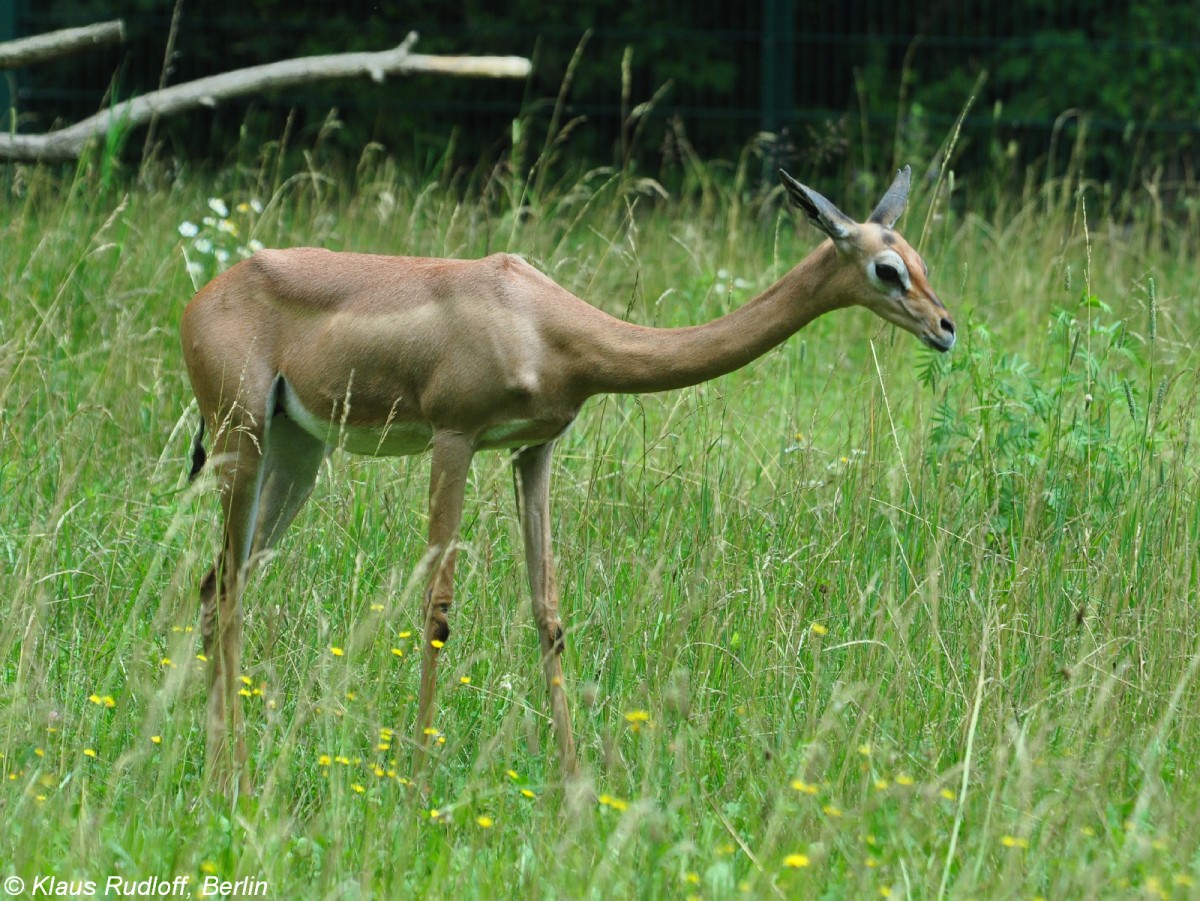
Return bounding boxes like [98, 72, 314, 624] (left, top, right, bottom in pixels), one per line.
[941, 318, 955, 334]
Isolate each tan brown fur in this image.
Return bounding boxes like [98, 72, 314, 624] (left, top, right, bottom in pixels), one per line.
[181, 168, 955, 795]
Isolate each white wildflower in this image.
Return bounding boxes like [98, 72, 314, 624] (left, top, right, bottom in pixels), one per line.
[178, 221, 199, 238]
[208, 197, 229, 217]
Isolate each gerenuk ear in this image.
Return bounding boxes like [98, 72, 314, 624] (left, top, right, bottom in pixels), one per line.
[779, 169, 857, 243]
[867, 165, 911, 227]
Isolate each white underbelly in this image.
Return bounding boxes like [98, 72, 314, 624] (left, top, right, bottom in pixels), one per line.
[279, 384, 555, 456]
[279, 387, 430, 456]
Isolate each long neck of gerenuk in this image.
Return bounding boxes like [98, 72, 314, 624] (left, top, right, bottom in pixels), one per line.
[580, 241, 849, 396]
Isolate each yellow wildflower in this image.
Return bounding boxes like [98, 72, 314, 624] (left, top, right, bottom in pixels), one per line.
[783, 854, 810, 868]
[598, 794, 629, 812]
[624, 709, 652, 732]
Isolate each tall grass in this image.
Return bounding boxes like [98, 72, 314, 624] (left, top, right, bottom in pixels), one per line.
[1, 133, 1199, 899]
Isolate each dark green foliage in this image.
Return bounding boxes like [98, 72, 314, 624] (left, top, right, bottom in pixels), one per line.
[17, 0, 1200, 194]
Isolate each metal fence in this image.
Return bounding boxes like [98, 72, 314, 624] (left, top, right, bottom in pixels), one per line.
[5, 1, 1198, 178]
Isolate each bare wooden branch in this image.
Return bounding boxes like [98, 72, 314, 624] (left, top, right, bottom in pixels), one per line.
[0, 31, 532, 162]
[0, 20, 125, 71]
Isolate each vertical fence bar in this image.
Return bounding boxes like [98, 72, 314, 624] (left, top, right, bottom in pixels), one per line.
[760, 0, 795, 136]
[0, 0, 19, 131]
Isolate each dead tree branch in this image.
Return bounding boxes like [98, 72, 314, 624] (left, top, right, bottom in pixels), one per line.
[0, 31, 532, 162]
[0, 20, 125, 70]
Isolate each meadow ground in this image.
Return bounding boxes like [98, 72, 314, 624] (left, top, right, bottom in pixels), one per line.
[1, 145, 1199, 899]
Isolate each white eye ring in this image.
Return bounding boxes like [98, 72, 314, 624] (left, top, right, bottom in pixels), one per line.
[870, 250, 910, 292]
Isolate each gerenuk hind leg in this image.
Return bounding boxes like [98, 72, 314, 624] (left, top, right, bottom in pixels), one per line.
[198, 379, 325, 796]
[198, 419, 263, 797]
